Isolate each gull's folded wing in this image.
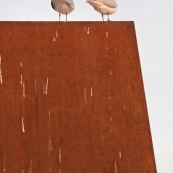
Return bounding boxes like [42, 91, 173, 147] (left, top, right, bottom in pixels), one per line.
[66, 0, 75, 7]
[97, 0, 117, 8]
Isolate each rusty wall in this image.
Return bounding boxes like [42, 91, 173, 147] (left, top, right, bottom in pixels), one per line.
[0, 22, 157, 173]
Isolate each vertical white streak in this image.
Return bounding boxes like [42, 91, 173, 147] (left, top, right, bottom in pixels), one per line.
[0, 54, 3, 84]
[22, 117, 25, 133]
[49, 109, 51, 129]
[20, 61, 23, 86]
[110, 117, 113, 122]
[43, 77, 49, 95]
[48, 109, 53, 154]
[22, 82, 26, 98]
[59, 148, 61, 163]
[53, 37, 56, 42]
[3, 153, 6, 172]
[45, 77, 49, 95]
[110, 70, 113, 76]
[114, 161, 118, 173]
[124, 104, 126, 111]
[56, 31, 58, 38]
[43, 84, 46, 94]
[48, 109, 52, 172]
[48, 109, 51, 144]
[91, 87, 93, 97]
[87, 27, 90, 34]
[21, 75, 23, 84]
[119, 151, 122, 159]
[109, 96, 111, 100]
[48, 138, 53, 154]
[59, 169, 61, 173]
[35, 80, 37, 95]
[29, 159, 32, 173]
[106, 32, 109, 38]
[84, 87, 87, 105]
[22, 170, 24, 173]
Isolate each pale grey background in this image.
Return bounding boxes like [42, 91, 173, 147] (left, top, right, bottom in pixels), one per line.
[0, 0, 173, 172]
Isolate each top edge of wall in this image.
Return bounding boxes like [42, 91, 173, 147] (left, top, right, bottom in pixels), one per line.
[0, 21, 134, 23]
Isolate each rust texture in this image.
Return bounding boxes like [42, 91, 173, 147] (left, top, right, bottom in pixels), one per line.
[0, 22, 157, 173]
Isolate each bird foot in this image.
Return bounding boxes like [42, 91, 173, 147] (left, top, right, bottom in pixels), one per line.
[59, 13, 61, 22]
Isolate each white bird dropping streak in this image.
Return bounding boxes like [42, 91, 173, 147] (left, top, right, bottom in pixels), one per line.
[106, 32, 109, 38]
[45, 77, 49, 95]
[110, 70, 113, 75]
[29, 159, 32, 173]
[0, 54, 3, 84]
[119, 151, 122, 159]
[21, 75, 23, 84]
[124, 104, 126, 111]
[87, 27, 90, 34]
[59, 148, 62, 163]
[56, 31, 58, 38]
[22, 82, 26, 98]
[84, 87, 87, 105]
[48, 139, 53, 154]
[48, 168, 52, 173]
[43, 77, 49, 95]
[91, 87, 93, 97]
[43, 84, 45, 94]
[48, 109, 51, 136]
[114, 161, 118, 173]
[48, 109, 53, 154]
[20, 61, 23, 68]
[35, 80, 37, 95]
[3, 153, 6, 172]
[49, 109, 51, 127]
[110, 117, 113, 122]
[22, 117, 25, 133]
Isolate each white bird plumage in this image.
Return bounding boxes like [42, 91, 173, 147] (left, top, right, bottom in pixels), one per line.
[51, 0, 75, 21]
[87, 0, 118, 21]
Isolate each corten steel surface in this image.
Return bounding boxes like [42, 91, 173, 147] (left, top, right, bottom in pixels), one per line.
[0, 22, 156, 173]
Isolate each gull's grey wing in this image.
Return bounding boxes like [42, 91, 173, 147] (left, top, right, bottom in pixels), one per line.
[97, 0, 117, 8]
[65, 0, 75, 7]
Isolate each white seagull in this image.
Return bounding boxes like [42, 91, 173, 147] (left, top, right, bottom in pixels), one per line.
[51, 0, 75, 21]
[87, 0, 118, 21]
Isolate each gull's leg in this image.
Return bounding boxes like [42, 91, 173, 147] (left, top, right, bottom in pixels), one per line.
[59, 13, 61, 21]
[66, 12, 67, 22]
[102, 14, 104, 21]
[107, 12, 110, 21]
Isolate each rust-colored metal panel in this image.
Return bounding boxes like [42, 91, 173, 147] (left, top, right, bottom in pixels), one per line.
[0, 22, 157, 173]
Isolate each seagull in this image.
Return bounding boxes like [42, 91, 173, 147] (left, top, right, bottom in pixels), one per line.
[51, 0, 75, 21]
[86, 0, 118, 21]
